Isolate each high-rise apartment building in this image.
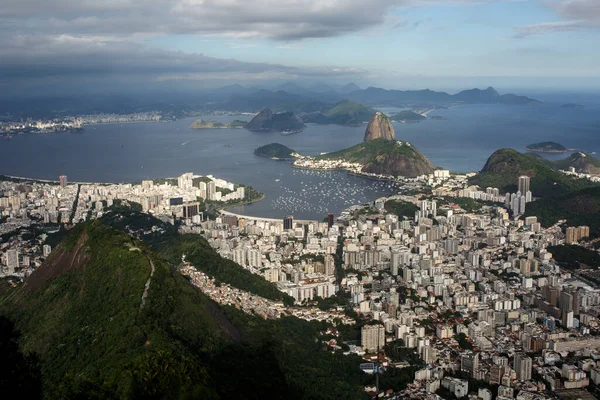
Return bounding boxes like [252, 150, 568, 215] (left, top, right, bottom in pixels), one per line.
[461, 351, 480, 377]
[566, 226, 591, 244]
[327, 213, 334, 229]
[361, 324, 385, 353]
[514, 353, 532, 381]
[3, 249, 19, 274]
[518, 176, 530, 195]
[207, 181, 216, 201]
[283, 216, 294, 230]
[59, 175, 68, 187]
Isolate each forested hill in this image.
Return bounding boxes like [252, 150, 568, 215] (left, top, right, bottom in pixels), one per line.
[0, 216, 376, 399]
[0, 221, 236, 398]
[469, 148, 596, 197]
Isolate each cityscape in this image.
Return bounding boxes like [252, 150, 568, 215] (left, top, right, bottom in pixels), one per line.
[2, 163, 599, 399]
[2, 0, 600, 399]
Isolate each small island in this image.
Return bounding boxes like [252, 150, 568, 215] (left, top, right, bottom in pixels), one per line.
[525, 141, 569, 153]
[390, 110, 426, 123]
[562, 103, 584, 109]
[190, 118, 247, 129]
[254, 143, 299, 160]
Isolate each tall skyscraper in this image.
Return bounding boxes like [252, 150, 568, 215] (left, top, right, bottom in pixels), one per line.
[283, 216, 294, 230]
[560, 291, 574, 327]
[514, 353, 532, 381]
[327, 213, 334, 229]
[518, 176, 530, 196]
[207, 181, 216, 201]
[59, 175, 68, 187]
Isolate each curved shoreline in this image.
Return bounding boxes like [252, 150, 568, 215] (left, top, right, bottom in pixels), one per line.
[0, 174, 269, 209]
[524, 146, 577, 153]
[221, 194, 267, 210]
[291, 165, 401, 182]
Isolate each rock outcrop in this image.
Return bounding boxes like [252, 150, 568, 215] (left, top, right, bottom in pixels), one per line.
[360, 141, 435, 178]
[364, 112, 395, 142]
[317, 139, 435, 178]
[244, 109, 305, 133]
[244, 109, 274, 131]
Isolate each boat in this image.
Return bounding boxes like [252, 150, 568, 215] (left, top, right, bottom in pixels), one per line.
[4, 134, 12, 140]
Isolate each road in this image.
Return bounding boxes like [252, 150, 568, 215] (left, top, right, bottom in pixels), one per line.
[139, 256, 155, 312]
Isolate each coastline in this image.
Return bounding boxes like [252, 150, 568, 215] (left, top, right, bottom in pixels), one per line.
[220, 208, 320, 224]
[83, 120, 166, 126]
[291, 164, 401, 182]
[221, 193, 267, 210]
[524, 147, 576, 154]
[0, 174, 269, 205]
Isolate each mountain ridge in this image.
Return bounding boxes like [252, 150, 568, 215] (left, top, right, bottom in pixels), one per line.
[470, 148, 597, 197]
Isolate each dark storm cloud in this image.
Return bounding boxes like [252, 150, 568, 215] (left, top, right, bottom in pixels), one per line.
[0, 33, 367, 85]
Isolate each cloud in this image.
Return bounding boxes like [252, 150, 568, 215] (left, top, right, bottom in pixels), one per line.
[0, 0, 527, 92]
[0, 0, 406, 41]
[513, 0, 600, 38]
[513, 20, 584, 38]
[0, 0, 522, 41]
[551, 0, 600, 23]
[0, 33, 367, 89]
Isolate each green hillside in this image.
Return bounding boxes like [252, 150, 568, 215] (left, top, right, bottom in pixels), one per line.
[98, 208, 292, 303]
[389, 110, 426, 122]
[384, 200, 419, 219]
[0, 221, 233, 398]
[0, 220, 372, 399]
[254, 143, 297, 160]
[524, 186, 600, 237]
[154, 234, 294, 304]
[317, 138, 435, 178]
[552, 152, 600, 175]
[306, 100, 375, 125]
[469, 148, 595, 197]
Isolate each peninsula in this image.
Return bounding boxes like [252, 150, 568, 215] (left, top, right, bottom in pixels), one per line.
[294, 112, 435, 178]
[525, 141, 569, 153]
[190, 118, 246, 129]
[390, 110, 426, 123]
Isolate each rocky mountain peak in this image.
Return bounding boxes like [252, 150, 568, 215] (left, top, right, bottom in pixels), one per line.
[363, 112, 395, 142]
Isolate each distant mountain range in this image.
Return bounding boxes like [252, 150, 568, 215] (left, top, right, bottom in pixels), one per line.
[208, 84, 540, 113]
[345, 86, 539, 106]
[0, 81, 541, 120]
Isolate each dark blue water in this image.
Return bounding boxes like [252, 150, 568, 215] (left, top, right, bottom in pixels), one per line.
[0, 100, 598, 219]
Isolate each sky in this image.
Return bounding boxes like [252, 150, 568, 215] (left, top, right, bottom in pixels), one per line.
[1, 0, 599, 95]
